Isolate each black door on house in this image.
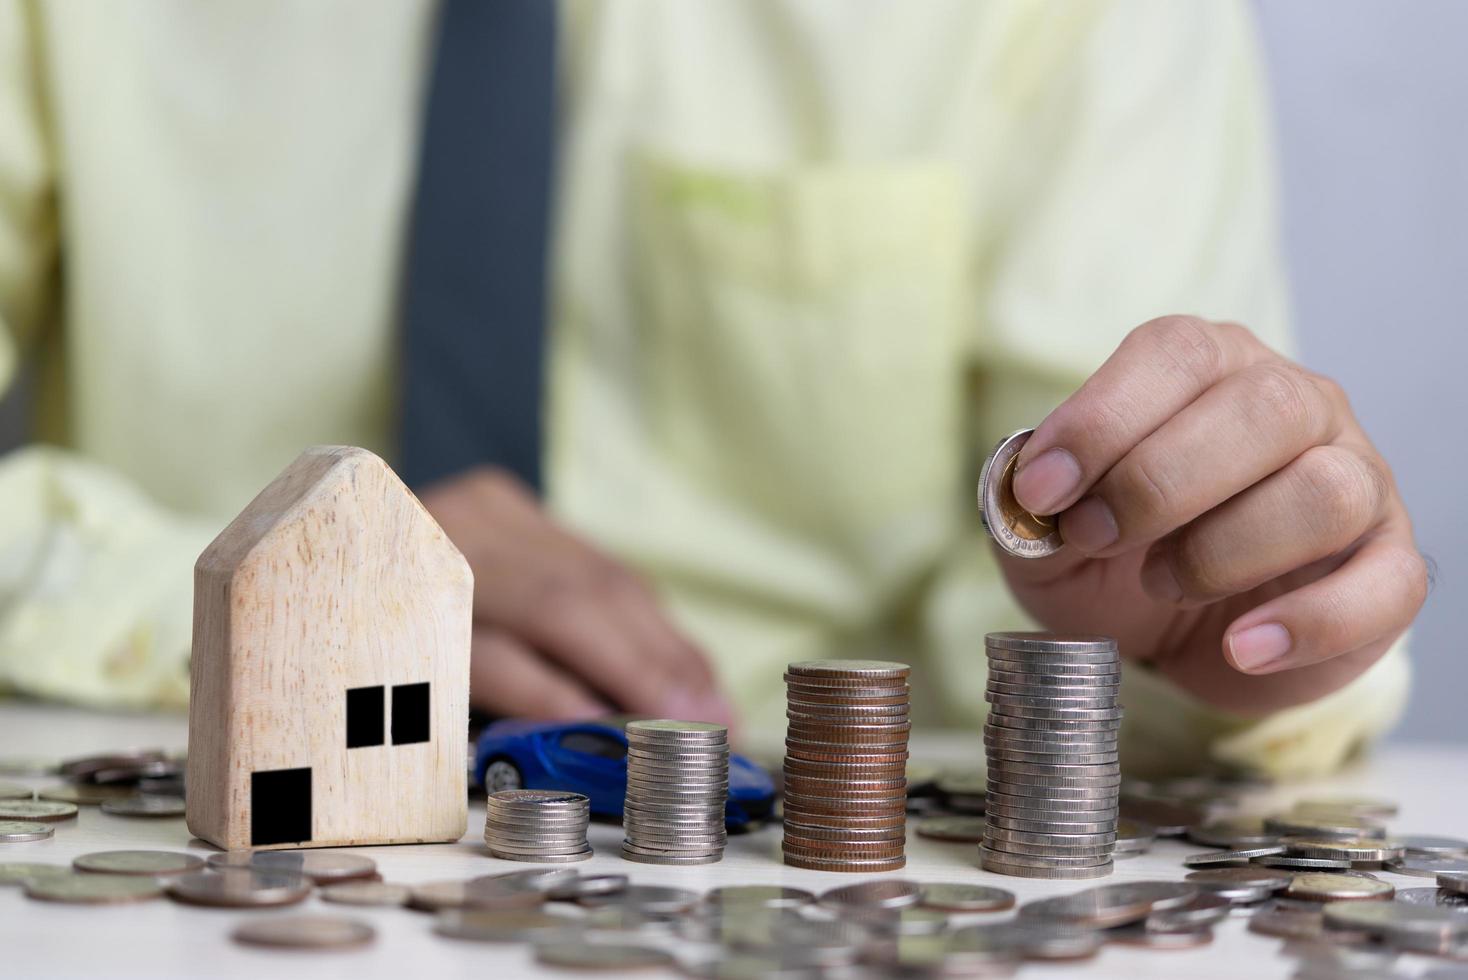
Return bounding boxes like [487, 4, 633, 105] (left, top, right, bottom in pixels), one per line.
[250, 767, 312, 846]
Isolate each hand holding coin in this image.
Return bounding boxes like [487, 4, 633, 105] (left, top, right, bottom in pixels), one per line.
[983, 316, 1425, 716]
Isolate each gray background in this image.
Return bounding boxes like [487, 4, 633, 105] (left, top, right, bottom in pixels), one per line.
[1, 4, 1462, 740]
[1257, 0, 1467, 741]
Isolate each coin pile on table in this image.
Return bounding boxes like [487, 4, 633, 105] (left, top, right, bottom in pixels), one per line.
[981, 632, 1122, 879]
[782, 659, 912, 872]
[484, 789, 592, 863]
[621, 719, 729, 866]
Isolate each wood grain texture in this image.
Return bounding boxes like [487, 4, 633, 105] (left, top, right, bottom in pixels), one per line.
[186, 446, 473, 850]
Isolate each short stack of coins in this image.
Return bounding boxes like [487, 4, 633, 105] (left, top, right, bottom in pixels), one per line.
[782, 659, 912, 872]
[621, 720, 729, 866]
[981, 632, 1122, 879]
[484, 789, 592, 863]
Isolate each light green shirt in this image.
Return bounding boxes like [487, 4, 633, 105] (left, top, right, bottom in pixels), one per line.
[0, 0, 1407, 777]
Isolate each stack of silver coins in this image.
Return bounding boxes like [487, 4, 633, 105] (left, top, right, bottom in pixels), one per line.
[484, 789, 592, 863]
[981, 632, 1122, 879]
[621, 719, 729, 866]
[782, 660, 912, 872]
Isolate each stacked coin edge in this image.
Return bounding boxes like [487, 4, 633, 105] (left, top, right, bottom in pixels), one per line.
[484, 789, 592, 863]
[782, 659, 912, 873]
[981, 632, 1122, 879]
[622, 719, 729, 866]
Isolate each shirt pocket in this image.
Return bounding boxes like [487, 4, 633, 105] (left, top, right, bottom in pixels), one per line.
[629, 151, 971, 545]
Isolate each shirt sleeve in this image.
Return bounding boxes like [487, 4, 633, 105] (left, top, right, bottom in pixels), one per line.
[0, 2, 215, 710]
[927, 0, 1408, 778]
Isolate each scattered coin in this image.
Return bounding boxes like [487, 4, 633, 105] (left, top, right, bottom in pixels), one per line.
[435, 907, 582, 943]
[1264, 813, 1385, 840]
[26, 872, 164, 904]
[1397, 835, 1468, 856]
[0, 821, 53, 843]
[918, 883, 1015, 913]
[581, 884, 700, 915]
[820, 879, 921, 910]
[705, 885, 814, 909]
[1284, 837, 1404, 863]
[36, 784, 132, 805]
[1187, 816, 1278, 849]
[1185, 866, 1294, 901]
[1387, 855, 1468, 878]
[100, 795, 186, 818]
[978, 428, 1064, 558]
[951, 920, 1103, 961]
[0, 782, 33, 801]
[1256, 854, 1351, 871]
[1019, 882, 1197, 928]
[74, 850, 204, 876]
[1114, 818, 1158, 857]
[0, 800, 77, 823]
[1441, 873, 1468, 896]
[535, 941, 675, 970]
[1292, 796, 1398, 820]
[1398, 887, 1468, 911]
[207, 849, 377, 883]
[1185, 846, 1285, 867]
[548, 874, 630, 901]
[1110, 923, 1214, 949]
[1146, 892, 1232, 930]
[320, 881, 411, 907]
[1286, 873, 1395, 902]
[1323, 900, 1468, 946]
[915, 816, 987, 843]
[408, 876, 546, 912]
[233, 915, 375, 950]
[0, 862, 69, 885]
[167, 870, 311, 907]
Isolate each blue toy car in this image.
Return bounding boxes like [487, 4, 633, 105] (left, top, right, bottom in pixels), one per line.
[473, 718, 776, 828]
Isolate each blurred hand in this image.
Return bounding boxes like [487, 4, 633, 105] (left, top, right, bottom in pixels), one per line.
[419, 468, 735, 726]
[997, 316, 1426, 716]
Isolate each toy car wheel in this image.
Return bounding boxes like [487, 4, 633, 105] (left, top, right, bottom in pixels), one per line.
[483, 757, 524, 793]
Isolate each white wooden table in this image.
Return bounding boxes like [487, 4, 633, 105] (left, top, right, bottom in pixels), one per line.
[0, 700, 1460, 979]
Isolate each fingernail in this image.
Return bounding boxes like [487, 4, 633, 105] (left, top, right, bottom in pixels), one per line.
[1139, 553, 1183, 602]
[1229, 623, 1292, 672]
[1013, 448, 1083, 515]
[1060, 496, 1118, 553]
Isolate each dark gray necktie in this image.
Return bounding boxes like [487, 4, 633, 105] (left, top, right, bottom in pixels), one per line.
[398, 0, 557, 492]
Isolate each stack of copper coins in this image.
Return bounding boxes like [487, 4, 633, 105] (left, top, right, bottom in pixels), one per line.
[781, 660, 912, 872]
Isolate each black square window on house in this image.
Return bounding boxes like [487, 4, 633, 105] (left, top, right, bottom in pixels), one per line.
[346, 685, 384, 748]
[251, 767, 312, 846]
[392, 682, 431, 745]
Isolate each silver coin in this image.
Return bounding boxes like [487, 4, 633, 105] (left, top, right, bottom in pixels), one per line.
[0, 782, 33, 801]
[436, 906, 583, 943]
[206, 849, 377, 882]
[0, 820, 53, 843]
[580, 883, 700, 914]
[534, 941, 675, 970]
[987, 779, 1118, 801]
[1185, 846, 1287, 867]
[27, 872, 164, 904]
[1398, 887, 1468, 910]
[1387, 855, 1468, 878]
[167, 870, 312, 907]
[1324, 900, 1468, 941]
[489, 846, 593, 863]
[1440, 872, 1468, 896]
[74, 850, 204, 876]
[407, 878, 535, 912]
[985, 815, 1116, 835]
[918, 883, 1015, 912]
[1398, 835, 1468, 856]
[1183, 866, 1301, 892]
[233, 914, 374, 950]
[1109, 923, 1214, 949]
[1019, 882, 1198, 927]
[1286, 872, 1395, 902]
[988, 760, 1120, 778]
[980, 856, 1114, 880]
[1147, 892, 1232, 930]
[987, 667, 1120, 685]
[786, 660, 911, 680]
[987, 704, 1123, 722]
[1285, 837, 1405, 862]
[100, 795, 186, 818]
[0, 800, 77, 822]
[705, 885, 816, 910]
[319, 881, 410, 906]
[489, 789, 593, 807]
[819, 879, 921, 910]
[985, 749, 1119, 767]
[1265, 813, 1385, 840]
[1255, 854, 1351, 871]
[915, 816, 988, 843]
[984, 826, 1117, 849]
[984, 714, 1120, 734]
[978, 846, 1110, 870]
[0, 862, 69, 885]
[1187, 817, 1278, 849]
[985, 631, 1117, 655]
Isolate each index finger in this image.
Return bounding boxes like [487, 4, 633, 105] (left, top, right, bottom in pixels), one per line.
[1012, 316, 1270, 517]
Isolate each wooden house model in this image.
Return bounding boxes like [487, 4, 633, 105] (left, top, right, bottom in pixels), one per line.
[186, 446, 473, 850]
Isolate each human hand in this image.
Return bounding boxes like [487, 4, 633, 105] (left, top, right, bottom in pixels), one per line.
[994, 316, 1426, 716]
[419, 469, 734, 726]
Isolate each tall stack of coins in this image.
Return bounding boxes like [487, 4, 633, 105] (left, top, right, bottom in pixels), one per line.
[621, 720, 728, 866]
[981, 633, 1122, 879]
[485, 789, 592, 863]
[782, 660, 912, 872]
